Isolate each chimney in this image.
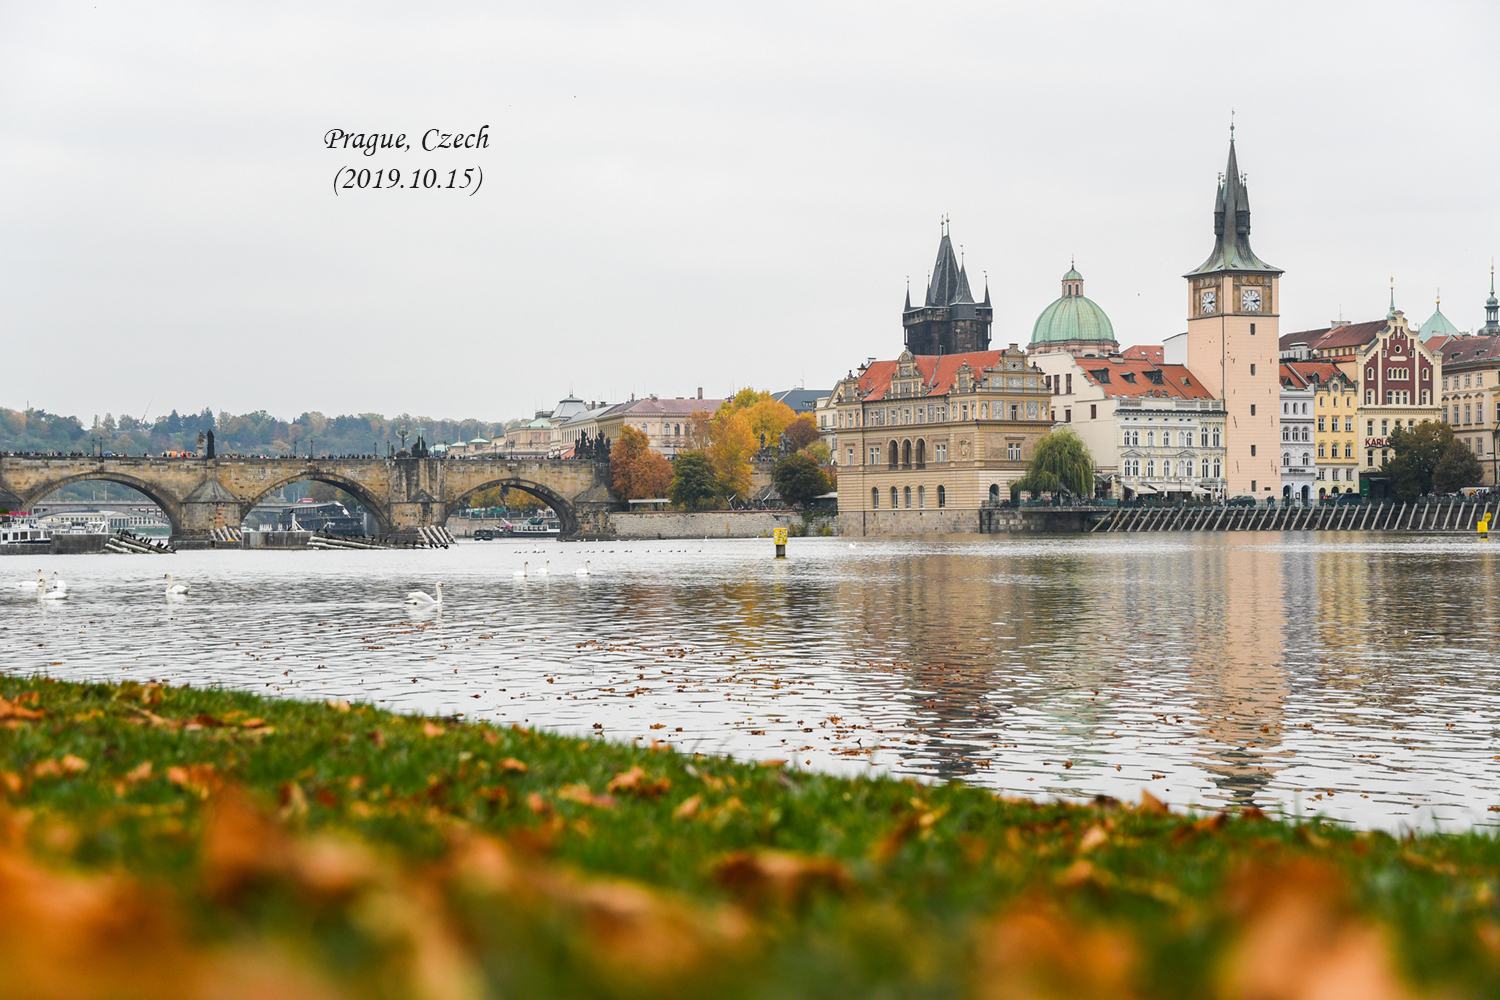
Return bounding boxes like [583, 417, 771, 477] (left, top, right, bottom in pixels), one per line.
[697, 387, 703, 399]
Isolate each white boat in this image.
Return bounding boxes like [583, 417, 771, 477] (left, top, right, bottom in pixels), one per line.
[0, 514, 52, 549]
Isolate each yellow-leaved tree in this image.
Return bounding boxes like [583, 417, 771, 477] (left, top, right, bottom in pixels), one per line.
[610, 426, 673, 500]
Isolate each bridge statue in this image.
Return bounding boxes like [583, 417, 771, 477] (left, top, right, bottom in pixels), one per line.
[0, 454, 618, 545]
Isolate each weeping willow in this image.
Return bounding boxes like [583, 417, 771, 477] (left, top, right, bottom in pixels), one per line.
[1013, 427, 1095, 497]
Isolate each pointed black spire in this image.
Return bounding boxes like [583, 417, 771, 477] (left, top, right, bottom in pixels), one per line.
[982, 271, 990, 307]
[904, 277, 912, 312]
[1187, 131, 1280, 277]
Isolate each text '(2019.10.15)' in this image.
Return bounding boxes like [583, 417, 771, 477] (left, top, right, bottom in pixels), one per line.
[332, 166, 483, 197]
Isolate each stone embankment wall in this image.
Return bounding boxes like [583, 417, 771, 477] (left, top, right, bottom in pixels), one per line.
[609, 511, 793, 539]
[839, 509, 978, 536]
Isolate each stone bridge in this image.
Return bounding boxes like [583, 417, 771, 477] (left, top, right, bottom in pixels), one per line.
[0, 455, 618, 544]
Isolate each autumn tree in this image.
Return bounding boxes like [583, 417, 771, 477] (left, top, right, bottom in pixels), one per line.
[1433, 440, 1486, 495]
[783, 413, 820, 452]
[1384, 421, 1453, 499]
[610, 426, 673, 500]
[668, 450, 719, 509]
[772, 452, 831, 507]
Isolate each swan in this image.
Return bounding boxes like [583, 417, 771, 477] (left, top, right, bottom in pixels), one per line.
[40, 586, 68, 602]
[49, 571, 68, 596]
[574, 561, 590, 577]
[164, 573, 190, 598]
[15, 570, 44, 591]
[534, 560, 550, 577]
[405, 582, 443, 607]
[512, 561, 528, 579]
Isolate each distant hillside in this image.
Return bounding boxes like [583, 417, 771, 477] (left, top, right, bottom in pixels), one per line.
[0, 406, 518, 457]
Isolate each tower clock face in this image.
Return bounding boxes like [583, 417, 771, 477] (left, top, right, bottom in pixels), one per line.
[1241, 288, 1262, 312]
[1200, 289, 1216, 315]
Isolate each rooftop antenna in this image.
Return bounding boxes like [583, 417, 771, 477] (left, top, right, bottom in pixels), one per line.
[1230, 108, 1235, 141]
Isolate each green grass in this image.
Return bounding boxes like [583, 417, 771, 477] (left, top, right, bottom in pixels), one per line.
[2, 673, 1498, 999]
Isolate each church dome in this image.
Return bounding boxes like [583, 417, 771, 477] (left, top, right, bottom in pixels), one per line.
[1030, 264, 1116, 349]
[1420, 296, 1462, 340]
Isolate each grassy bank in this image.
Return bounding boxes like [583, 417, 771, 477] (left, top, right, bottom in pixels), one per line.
[1, 674, 1497, 999]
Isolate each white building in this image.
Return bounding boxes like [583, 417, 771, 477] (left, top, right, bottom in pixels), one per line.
[1278, 364, 1317, 504]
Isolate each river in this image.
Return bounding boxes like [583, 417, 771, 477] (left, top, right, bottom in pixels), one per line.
[4, 533, 1498, 831]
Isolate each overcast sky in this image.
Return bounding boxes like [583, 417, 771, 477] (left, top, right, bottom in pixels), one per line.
[1, 1, 1496, 423]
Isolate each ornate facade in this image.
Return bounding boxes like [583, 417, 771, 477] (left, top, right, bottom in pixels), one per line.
[832, 345, 1054, 534]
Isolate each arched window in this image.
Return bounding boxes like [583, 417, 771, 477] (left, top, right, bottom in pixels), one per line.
[902, 440, 912, 468]
[903, 486, 911, 508]
[1213, 457, 1221, 478]
[871, 487, 879, 509]
[1162, 459, 1172, 477]
[1146, 430, 1155, 447]
[1302, 452, 1310, 466]
[1211, 428, 1221, 448]
[917, 485, 925, 508]
[937, 485, 946, 507]
[888, 441, 898, 469]
[915, 439, 926, 468]
[989, 483, 1000, 502]
[1145, 459, 1155, 477]
[1201, 458, 1210, 479]
[891, 487, 898, 509]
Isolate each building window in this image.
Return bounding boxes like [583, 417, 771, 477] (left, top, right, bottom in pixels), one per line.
[1250, 445, 1256, 456]
[1201, 458, 1209, 478]
[1250, 404, 1256, 416]
[869, 446, 879, 466]
[1283, 453, 1290, 467]
[1250, 364, 1256, 376]
[1345, 417, 1353, 432]
[891, 487, 898, 509]
[937, 485, 946, 508]
[917, 485, 925, 508]
[1318, 417, 1325, 432]
[1317, 468, 1326, 480]
[1008, 442, 1022, 460]
[1145, 429, 1155, 447]
[1367, 450, 1374, 467]
[888, 441, 899, 468]
[903, 486, 911, 508]
[1213, 457, 1221, 478]
[1212, 427, 1221, 447]
[1381, 420, 1388, 436]
[1163, 459, 1173, 477]
[871, 488, 879, 509]
[1250, 323, 1256, 335]
[1200, 429, 1209, 447]
[1344, 443, 1352, 458]
[936, 443, 947, 462]
[1251, 480, 1256, 492]
[1145, 459, 1155, 477]
[1066, 374, 1072, 394]
[1065, 408, 1072, 422]
[847, 447, 855, 465]
[915, 439, 926, 468]
[1010, 404, 1020, 420]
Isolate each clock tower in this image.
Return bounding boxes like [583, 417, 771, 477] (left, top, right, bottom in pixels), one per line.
[1185, 132, 1282, 498]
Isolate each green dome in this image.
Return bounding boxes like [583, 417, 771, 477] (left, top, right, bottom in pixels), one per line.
[1421, 304, 1461, 340]
[1031, 266, 1115, 347]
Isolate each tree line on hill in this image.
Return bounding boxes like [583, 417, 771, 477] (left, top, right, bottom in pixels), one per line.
[0, 406, 516, 457]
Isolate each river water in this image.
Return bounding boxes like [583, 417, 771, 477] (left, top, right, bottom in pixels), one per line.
[4, 533, 1499, 832]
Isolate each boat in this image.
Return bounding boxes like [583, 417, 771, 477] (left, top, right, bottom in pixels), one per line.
[0, 513, 52, 549]
[502, 515, 560, 537]
[277, 500, 367, 536]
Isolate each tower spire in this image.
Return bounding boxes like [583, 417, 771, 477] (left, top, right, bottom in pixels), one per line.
[1387, 277, 1396, 319]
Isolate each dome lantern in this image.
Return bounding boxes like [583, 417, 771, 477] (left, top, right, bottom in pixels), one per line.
[1029, 262, 1119, 356]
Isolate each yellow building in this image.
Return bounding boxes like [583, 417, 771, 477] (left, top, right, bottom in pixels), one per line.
[1184, 135, 1283, 498]
[1433, 334, 1500, 485]
[833, 345, 1054, 535]
[1284, 362, 1358, 496]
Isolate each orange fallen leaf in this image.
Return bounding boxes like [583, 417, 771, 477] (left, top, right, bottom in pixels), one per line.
[122, 761, 153, 785]
[1078, 825, 1109, 853]
[167, 764, 220, 798]
[712, 849, 850, 908]
[1139, 789, 1169, 816]
[32, 755, 88, 779]
[240, 718, 266, 729]
[557, 784, 616, 809]
[673, 795, 702, 820]
[499, 758, 528, 773]
[0, 696, 44, 722]
[607, 766, 671, 798]
[422, 722, 446, 737]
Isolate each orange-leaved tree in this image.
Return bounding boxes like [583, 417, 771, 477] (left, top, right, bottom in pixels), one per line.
[707, 410, 756, 500]
[783, 413, 820, 452]
[610, 426, 673, 500]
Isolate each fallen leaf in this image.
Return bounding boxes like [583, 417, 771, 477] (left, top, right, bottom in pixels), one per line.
[32, 755, 88, 779]
[557, 784, 615, 809]
[122, 761, 153, 785]
[422, 722, 446, 738]
[499, 758, 528, 773]
[673, 795, 702, 820]
[240, 718, 266, 729]
[975, 904, 1137, 1000]
[0, 697, 44, 722]
[278, 782, 309, 821]
[1139, 790, 1169, 816]
[1079, 825, 1109, 853]
[167, 764, 220, 798]
[712, 849, 850, 908]
[325, 699, 351, 712]
[607, 766, 671, 798]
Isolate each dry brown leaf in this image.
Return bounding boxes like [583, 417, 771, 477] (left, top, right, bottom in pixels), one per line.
[122, 762, 153, 785]
[422, 721, 446, 738]
[672, 795, 702, 820]
[0, 697, 45, 722]
[499, 758, 528, 773]
[324, 699, 351, 713]
[167, 764, 220, 798]
[1078, 825, 1109, 853]
[557, 784, 616, 809]
[278, 782, 309, 821]
[607, 766, 671, 798]
[32, 755, 88, 780]
[975, 904, 1138, 1000]
[712, 849, 850, 908]
[1138, 789, 1169, 816]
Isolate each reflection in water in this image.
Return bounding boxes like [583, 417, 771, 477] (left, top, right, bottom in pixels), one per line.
[3, 533, 1500, 831]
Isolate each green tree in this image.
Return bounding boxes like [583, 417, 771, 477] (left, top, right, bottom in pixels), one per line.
[668, 450, 719, 509]
[772, 452, 831, 507]
[1383, 421, 1452, 499]
[1433, 440, 1486, 495]
[1014, 427, 1094, 497]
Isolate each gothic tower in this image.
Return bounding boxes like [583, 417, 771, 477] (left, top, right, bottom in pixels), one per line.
[1185, 132, 1282, 498]
[902, 224, 992, 355]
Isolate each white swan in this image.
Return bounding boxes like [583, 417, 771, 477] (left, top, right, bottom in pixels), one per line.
[405, 582, 443, 607]
[534, 560, 550, 577]
[49, 571, 68, 596]
[15, 570, 44, 591]
[164, 573, 190, 598]
[575, 560, 590, 577]
[512, 561, 528, 579]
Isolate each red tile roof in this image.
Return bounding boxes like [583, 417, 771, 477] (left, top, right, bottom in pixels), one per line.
[1121, 345, 1163, 363]
[856, 351, 1019, 401]
[1279, 321, 1387, 354]
[1280, 361, 1348, 388]
[1433, 334, 1500, 366]
[1075, 358, 1215, 399]
[615, 396, 723, 417]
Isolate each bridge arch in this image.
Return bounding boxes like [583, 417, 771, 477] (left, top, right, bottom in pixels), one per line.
[446, 478, 579, 538]
[19, 472, 186, 536]
[240, 473, 394, 534]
